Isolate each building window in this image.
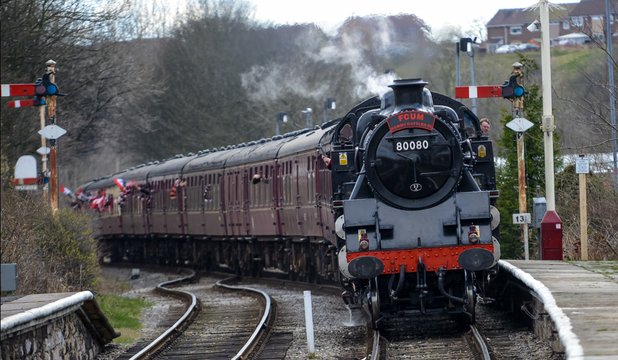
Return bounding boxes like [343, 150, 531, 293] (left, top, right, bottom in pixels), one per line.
[562, 21, 570, 30]
[571, 16, 584, 27]
[510, 26, 522, 35]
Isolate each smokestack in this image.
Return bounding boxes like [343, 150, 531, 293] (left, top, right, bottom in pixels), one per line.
[388, 78, 428, 112]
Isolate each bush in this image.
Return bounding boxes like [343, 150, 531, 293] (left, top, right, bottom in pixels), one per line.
[1, 189, 100, 294]
[556, 166, 618, 260]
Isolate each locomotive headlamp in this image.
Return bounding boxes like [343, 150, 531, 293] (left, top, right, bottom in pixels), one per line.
[358, 229, 369, 251]
[468, 225, 480, 244]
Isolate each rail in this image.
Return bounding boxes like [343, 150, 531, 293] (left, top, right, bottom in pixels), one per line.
[129, 270, 199, 360]
[470, 324, 491, 360]
[216, 277, 274, 360]
[369, 329, 381, 360]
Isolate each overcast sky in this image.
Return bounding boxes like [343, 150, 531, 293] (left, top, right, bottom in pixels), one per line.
[248, 0, 580, 35]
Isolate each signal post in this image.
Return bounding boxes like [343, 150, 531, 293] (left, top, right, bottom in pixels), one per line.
[2, 60, 64, 211]
[457, 62, 533, 260]
[46, 60, 59, 211]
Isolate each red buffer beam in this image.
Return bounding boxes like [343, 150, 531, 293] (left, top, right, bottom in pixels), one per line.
[455, 85, 502, 99]
[1, 83, 35, 97]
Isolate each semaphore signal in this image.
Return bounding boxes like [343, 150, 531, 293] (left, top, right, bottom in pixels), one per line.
[6, 98, 44, 108]
[3, 59, 65, 212]
[1, 83, 35, 97]
[455, 85, 502, 99]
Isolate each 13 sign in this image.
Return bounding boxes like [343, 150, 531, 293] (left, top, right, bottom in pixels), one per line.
[512, 213, 531, 224]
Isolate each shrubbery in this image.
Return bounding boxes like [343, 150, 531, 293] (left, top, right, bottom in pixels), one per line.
[1, 186, 100, 294]
[555, 166, 618, 260]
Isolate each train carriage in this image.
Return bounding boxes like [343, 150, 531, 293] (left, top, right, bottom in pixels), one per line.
[146, 155, 196, 237]
[119, 163, 158, 237]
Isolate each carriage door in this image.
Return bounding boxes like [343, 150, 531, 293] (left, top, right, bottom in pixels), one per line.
[242, 169, 250, 235]
[273, 163, 283, 236]
[178, 178, 187, 236]
[218, 173, 228, 236]
[295, 159, 304, 235]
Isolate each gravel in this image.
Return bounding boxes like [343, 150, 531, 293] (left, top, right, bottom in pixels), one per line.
[240, 281, 368, 359]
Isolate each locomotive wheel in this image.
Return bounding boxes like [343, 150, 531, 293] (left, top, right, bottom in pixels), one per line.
[464, 270, 476, 324]
[369, 278, 381, 329]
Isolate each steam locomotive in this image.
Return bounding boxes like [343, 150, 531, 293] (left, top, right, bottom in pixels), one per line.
[81, 78, 499, 326]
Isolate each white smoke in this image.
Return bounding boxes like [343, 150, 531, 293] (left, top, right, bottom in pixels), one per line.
[311, 17, 398, 98]
[241, 63, 329, 102]
[240, 16, 402, 104]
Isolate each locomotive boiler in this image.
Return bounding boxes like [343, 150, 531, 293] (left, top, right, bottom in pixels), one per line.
[80, 78, 499, 327]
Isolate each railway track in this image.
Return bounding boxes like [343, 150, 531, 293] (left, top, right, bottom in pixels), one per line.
[369, 314, 491, 360]
[111, 271, 272, 360]
[101, 268, 557, 360]
[115, 270, 200, 360]
[474, 298, 562, 360]
[151, 277, 273, 359]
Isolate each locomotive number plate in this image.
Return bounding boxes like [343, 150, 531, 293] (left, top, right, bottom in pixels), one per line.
[393, 139, 430, 152]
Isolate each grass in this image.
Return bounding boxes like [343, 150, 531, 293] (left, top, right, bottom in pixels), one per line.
[97, 294, 152, 344]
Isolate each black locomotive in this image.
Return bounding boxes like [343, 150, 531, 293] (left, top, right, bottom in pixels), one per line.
[80, 78, 499, 326]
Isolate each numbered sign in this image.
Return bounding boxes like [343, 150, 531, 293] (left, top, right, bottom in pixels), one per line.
[512, 213, 531, 224]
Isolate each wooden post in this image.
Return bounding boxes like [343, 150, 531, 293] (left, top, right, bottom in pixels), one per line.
[579, 172, 588, 260]
[46, 59, 58, 212]
[517, 132, 529, 260]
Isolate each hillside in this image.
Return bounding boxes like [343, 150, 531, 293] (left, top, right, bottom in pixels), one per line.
[396, 46, 613, 156]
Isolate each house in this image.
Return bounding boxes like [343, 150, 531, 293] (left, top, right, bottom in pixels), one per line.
[569, 0, 617, 40]
[485, 0, 616, 53]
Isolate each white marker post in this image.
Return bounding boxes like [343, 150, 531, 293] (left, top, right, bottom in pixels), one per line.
[303, 290, 315, 355]
[576, 156, 590, 260]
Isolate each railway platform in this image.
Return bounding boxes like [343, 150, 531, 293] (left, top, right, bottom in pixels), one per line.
[1, 291, 117, 359]
[498, 260, 618, 360]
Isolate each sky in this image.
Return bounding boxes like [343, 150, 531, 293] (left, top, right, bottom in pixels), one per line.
[247, 0, 580, 36]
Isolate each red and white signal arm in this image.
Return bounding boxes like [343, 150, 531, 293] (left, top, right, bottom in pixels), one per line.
[1, 83, 35, 97]
[13, 155, 38, 191]
[455, 86, 502, 99]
